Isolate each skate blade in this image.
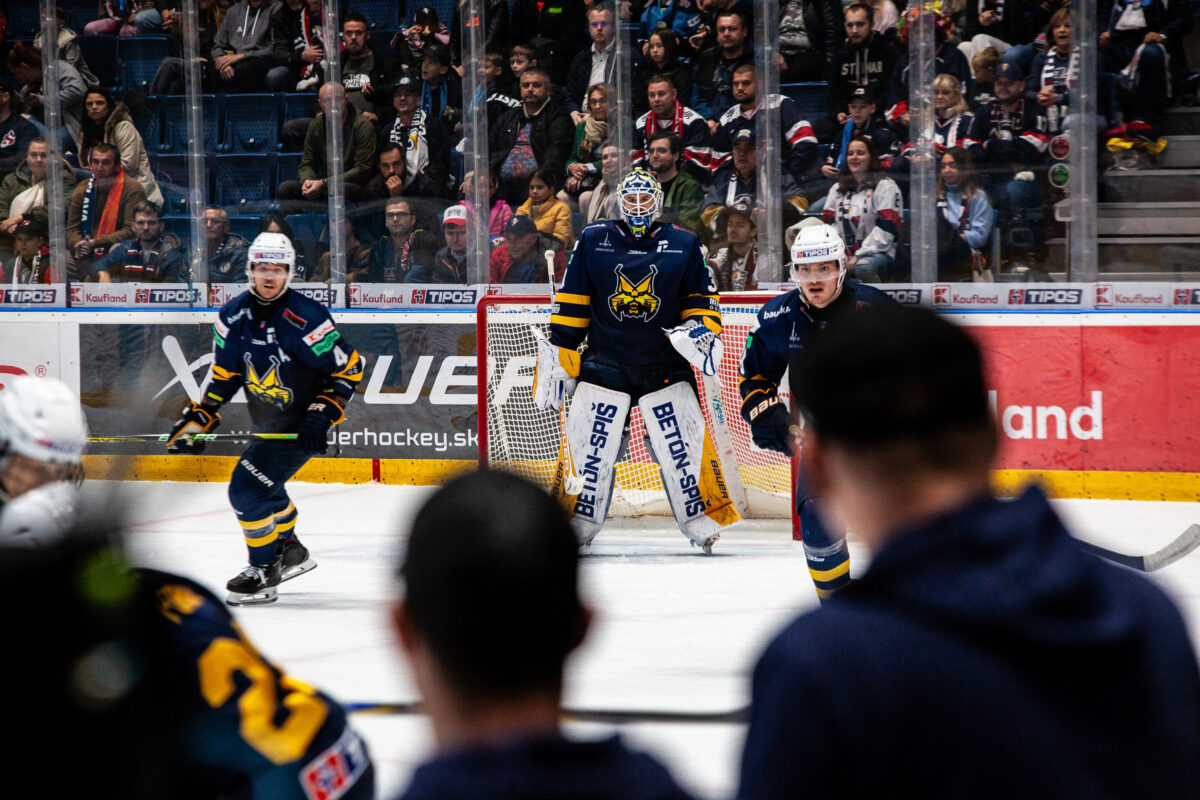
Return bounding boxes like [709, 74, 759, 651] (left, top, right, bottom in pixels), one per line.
[226, 586, 279, 606]
[280, 557, 317, 582]
[692, 533, 719, 555]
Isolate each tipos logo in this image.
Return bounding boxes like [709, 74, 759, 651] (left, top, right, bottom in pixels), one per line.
[0, 288, 56, 304]
[1009, 288, 1082, 305]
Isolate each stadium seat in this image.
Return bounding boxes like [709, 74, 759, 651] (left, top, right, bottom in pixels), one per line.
[347, 0, 401, 29]
[276, 152, 302, 186]
[119, 35, 170, 92]
[129, 96, 161, 152]
[65, 0, 95, 35]
[214, 153, 277, 209]
[282, 92, 318, 126]
[77, 34, 120, 88]
[781, 82, 829, 123]
[5, 4, 40, 36]
[151, 153, 213, 216]
[221, 93, 280, 153]
[158, 94, 221, 154]
[161, 215, 193, 252]
[227, 215, 262, 244]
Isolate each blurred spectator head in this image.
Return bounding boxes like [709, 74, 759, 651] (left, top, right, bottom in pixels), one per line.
[600, 140, 621, 180]
[14, 218, 47, 262]
[414, 6, 441, 28]
[843, 2, 874, 46]
[442, 205, 468, 254]
[646, 73, 678, 118]
[585, 82, 612, 121]
[6, 43, 43, 84]
[422, 43, 452, 85]
[303, 0, 321, 13]
[715, 10, 747, 55]
[25, 137, 48, 181]
[937, 146, 979, 196]
[84, 87, 113, 125]
[992, 62, 1025, 101]
[318, 81, 349, 117]
[0, 78, 15, 110]
[484, 52, 506, 84]
[1046, 8, 1071, 52]
[204, 206, 230, 244]
[932, 74, 968, 116]
[503, 215, 539, 260]
[646, 29, 681, 69]
[259, 210, 296, 243]
[587, 4, 614, 50]
[378, 143, 407, 183]
[385, 197, 415, 238]
[342, 13, 371, 55]
[731, 126, 756, 175]
[646, 130, 682, 175]
[131, 201, 164, 245]
[520, 68, 552, 112]
[897, 3, 953, 47]
[510, 44, 538, 79]
[89, 144, 121, 182]
[847, 86, 876, 124]
[972, 46, 1000, 84]
[732, 63, 757, 106]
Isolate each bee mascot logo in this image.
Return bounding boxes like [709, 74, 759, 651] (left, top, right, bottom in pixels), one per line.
[608, 264, 660, 321]
[244, 353, 294, 409]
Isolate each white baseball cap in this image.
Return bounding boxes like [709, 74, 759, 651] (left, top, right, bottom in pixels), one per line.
[442, 205, 469, 227]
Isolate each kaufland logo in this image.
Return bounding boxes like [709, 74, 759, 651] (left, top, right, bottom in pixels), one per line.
[1096, 284, 1113, 308]
[349, 285, 361, 304]
[932, 284, 951, 307]
[1174, 289, 1200, 305]
[990, 390, 1102, 441]
[1010, 288, 1082, 305]
[70, 285, 83, 304]
[0, 288, 56, 304]
[350, 287, 406, 306]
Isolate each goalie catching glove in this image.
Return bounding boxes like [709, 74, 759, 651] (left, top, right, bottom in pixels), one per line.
[167, 401, 221, 454]
[297, 396, 344, 455]
[533, 334, 580, 411]
[747, 395, 793, 454]
[665, 320, 722, 376]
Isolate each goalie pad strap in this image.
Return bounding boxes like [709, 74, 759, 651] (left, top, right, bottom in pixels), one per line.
[564, 382, 632, 544]
[639, 382, 742, 544]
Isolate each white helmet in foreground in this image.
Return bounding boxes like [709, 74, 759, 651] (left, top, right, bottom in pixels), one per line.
[791, 223, 846, 287]
[247, 232, 297, 300]
[0, 375, 88, 468]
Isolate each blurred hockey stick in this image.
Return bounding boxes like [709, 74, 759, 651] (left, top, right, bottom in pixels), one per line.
[1074, 524, 1200, 572]
[345, 701, 749, 724]
[89, 433, 298, 442]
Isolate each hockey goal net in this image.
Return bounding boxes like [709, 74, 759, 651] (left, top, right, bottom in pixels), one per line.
[477, 294, 796, 521]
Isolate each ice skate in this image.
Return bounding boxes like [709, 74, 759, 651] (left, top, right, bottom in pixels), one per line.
[692, 533, 719, 556]
[226, 559, 281, 606]
[279, 536, 317, 582]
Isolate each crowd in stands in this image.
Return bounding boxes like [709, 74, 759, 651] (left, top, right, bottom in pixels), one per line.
[0, 0, 1192, 287]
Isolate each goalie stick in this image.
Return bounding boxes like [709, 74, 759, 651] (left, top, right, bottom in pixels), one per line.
[1074, 524, 1200, 572]
[345, 701, 749, 724]
[90, 433, 299, 442]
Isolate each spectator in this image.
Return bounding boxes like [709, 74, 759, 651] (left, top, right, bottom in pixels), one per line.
[78, 88, 164, 208]
[259, 209, 320, 280]
[33, 8, 99, 89]
[778, 0, 843, 83]
[691, 10, 755, 126]
[411, 204, 471, 283]
[203, 206, 249, 283]
[515, 168, 573, 248]
[66, 144, 147, 280]
[150, 0, 226, 94]
[7, 43, 87, 154]
[1029, 9, 1117, 138]
[4, 217, 52, 285]
[887, 6, 971, 133]
[274, 0, 328, 92]
[702, 126, 806, 242]
[820, 135, 902, 282]
[969, 45, 1000, 108]
[890, 75, 974, 195]
[490, 67, 576, 207]
[582, 141, 621, 224]
[0, 138, 78, 258]
[633, 30, 694, 120]
[646, 131, 705, 235]
[509, 0, 589, 85]
[399, 5, 451, 66]
[83, 0, 160, 36]
[562, 83, 611, 209]
[823, 86, 901, 181]
[419, 43, 463, 131]
[481, 52, 522, 129]
[706, 198, 758, 290]
[640, 0, 704, 53]
[632, 73, 716, 184]
[278, 82, 378, 211]
[738, 304, 1200, 799]
[714, 63, 821, 187]
[935, 146, 995, 281]
[361, 143, 447, 233]
[0, 80, 37, 183]
[392, 469, 696, 800]
[210, 0, 291, 93]
[826, 2, 901, 131]
[313, 217, 373, 282]
[958, 0, 1032, 62]
[380, 73, 451, 184]
[687, 0, 755, 55]
[461, 167, 515, 241]
[566, 5, 616, 115]
[507, 43, 540, 94]
[449, 0, 511, 68]
[90, 201, 186, 283]
[867, 0, 900, 33]
[342, 13, 400, 125]
[488, 214, 566, 284]
[354, 197, 440, 282]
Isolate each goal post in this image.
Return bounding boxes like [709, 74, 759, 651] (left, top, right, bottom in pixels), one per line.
[477, 294, 800, 529]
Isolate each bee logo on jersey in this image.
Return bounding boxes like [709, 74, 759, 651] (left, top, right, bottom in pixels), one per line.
[244, 353, 294, 410]
[608, 264, 660, 321]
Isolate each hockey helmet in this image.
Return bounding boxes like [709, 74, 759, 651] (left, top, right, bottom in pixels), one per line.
[790, 223, 847, 292]
[617, 168, 664, 237]
[247, 232, 296, 300]
[0, 375, 88, 467]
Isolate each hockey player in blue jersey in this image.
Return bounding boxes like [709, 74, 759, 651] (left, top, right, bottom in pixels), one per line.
[166, 232, 364, 605]
[739, 222, 895, 598]
[535, 168, 742, 552]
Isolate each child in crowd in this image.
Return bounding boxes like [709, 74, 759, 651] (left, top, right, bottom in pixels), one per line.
[508, 44, 538, 98]
[823, 87, 901, 180]
[516, 168, 573, 249]
[461, 167, 514, 246]
[970, 47, 1000, 109]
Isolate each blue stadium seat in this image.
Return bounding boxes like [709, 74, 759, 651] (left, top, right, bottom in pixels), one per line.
[119, 35, 171, 92]
[347, 0, 401, 29]
[276, 152, 302, 185]
[158, 94, 221, 154]
[130, 96, 161, 152]
[221, 93, 280, 153]
[782, 82, 829, 122]
[77, 34, 120, 88]
[65, 0, 95, 35]
[227, 215, 262, 244]
[151, 153, 213, 216]
[5, 3, 40, 36]
[215, 153, 277, 209]
[282, 92, 318, 126]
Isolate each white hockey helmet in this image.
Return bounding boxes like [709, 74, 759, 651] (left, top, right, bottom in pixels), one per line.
[617, 168, 664, 237]
[0, 375, 88, 467]
[790, 223, 847, 290]
[247, 232, 297, 299]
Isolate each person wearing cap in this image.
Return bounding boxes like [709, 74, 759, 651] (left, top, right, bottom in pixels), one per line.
[713, 64, 820, 188]
[701, 125, 806, 242]
[381, 73, 452, 194]
[646, 130, 705, 236]
[738, 305, 1200, 799]
[488, 214, 565, 284]
[418, 42, 463, 130]
[399, 5, 451, 65]
[410, 204, 471, 283]
[821, 85, 901, 182]
[4, 217, 52, 285]
[706, 200, 757, 291]
[631, 73, 716, 185]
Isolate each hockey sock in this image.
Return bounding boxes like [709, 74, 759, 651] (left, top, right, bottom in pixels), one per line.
[799, 499, 851, 599]
[240, 512, 280, 566]
[274, 502, 298, 544]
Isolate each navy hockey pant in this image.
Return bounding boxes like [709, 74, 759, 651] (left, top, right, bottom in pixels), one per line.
[229, 440, 311, 566]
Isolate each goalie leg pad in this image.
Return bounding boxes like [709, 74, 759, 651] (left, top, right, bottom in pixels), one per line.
[563, 381, 631, 546]
[639, 382, 742, 548]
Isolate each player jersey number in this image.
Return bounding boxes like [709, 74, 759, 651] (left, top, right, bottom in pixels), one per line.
[198, 633, 329, 765]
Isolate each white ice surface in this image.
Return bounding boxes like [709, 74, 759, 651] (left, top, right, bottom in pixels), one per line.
[114, 480, 1200, 799]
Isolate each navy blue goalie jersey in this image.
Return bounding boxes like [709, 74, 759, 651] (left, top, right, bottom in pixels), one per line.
[204, 289, 364, 432]
[550, 220, 721, 366]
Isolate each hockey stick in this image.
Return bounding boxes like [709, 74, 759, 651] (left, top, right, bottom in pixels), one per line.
[345, 701, 749, 724]
[1074, 524, 1200, 572]
[531, 325, 584, 498]
[89, 433, 299, 442]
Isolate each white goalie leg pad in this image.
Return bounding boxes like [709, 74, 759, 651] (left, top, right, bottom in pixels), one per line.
[564, 381, 631, 546]
[640, 382, 743, 548]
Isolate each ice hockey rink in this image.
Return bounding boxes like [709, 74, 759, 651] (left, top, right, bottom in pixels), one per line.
[116, 479, 1200, 799]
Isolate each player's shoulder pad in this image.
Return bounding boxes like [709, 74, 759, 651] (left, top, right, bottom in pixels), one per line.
[759, 288, 802, 324]
[218, 290, 254, 325]
[136, 567, 236, 628]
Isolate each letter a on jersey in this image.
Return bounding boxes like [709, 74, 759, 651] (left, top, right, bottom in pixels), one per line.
[609, 264, 660, 321]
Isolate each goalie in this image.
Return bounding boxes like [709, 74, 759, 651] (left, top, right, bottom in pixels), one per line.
[535, 168, 741, 553]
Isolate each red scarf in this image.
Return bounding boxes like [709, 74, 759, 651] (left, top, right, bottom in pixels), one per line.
[647, 100, 685, 140]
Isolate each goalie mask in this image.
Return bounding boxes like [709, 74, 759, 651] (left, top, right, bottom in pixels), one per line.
[247, 232, 297, 301]
[618, 168, 664, 238]
[791, 223, 847, 306]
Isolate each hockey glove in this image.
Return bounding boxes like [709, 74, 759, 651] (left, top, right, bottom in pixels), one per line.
[167, 401, 221, 454]
[665, 320, 723, 376]
[533, 333, 580, 412]
[747, 395, 792, 454]
[297, 397, 344, 455]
